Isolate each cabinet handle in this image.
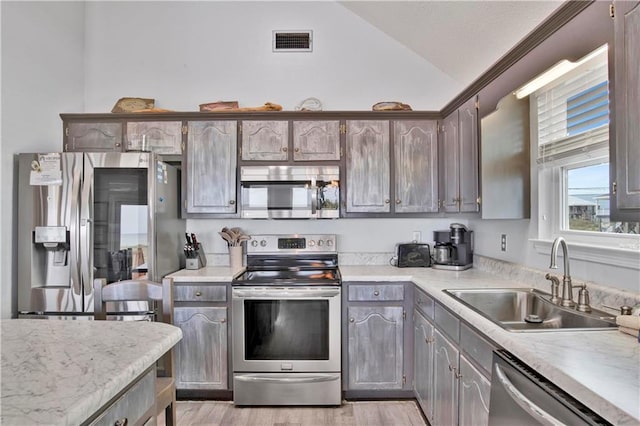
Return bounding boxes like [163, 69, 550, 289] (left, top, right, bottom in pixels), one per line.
[425, 337, 434, 343]
[349, 318, 355, 322]
[221, 318, 226, 323]
[114, 419, 128, 426]
[448, 364, 454, 371]
[455, 370, 462, 379]
[195, 291, 202, 297]
[373, 290, 380, 296]
[282, 147, 288, 152]
[385, 199, 390, 204]
[229, 200, 236, 205]
[396, 199, 401, 204]
[115, 143, 121, 148]
[294, 148, 300, 152]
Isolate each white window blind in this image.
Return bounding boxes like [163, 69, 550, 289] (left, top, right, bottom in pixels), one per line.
[536, 49, 609, 164]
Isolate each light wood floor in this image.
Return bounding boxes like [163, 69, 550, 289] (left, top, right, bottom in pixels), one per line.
[158, 400, 427, 426]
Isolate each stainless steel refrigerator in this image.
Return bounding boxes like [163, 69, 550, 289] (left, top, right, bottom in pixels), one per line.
[17, 152, 185, 318]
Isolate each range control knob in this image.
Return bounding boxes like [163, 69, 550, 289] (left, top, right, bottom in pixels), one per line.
[326, 239, 334, 247]
[317, 240, 324, 247]
[251, 240, 258, 247]
[260, 240, 267, 247]
[308, 240, 316, 247]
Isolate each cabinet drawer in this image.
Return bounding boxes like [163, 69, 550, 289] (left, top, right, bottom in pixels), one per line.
[174, 284, 227, 302]
[90, 368, 155, 426]
[460, 323, 495, 377]
[348, 284, 404, 302]
[414, 288, 434, 319]
[435, 303, 460, 343]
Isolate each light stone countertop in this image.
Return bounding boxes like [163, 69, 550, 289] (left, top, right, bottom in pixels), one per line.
[1, 319, 183, 426]
[169, 264, 640, 425]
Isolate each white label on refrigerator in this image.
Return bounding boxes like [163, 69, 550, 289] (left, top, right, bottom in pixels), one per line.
[30, 153, 62, 185]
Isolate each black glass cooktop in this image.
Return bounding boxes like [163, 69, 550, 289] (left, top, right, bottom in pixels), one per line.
[232, 267, 341, 286]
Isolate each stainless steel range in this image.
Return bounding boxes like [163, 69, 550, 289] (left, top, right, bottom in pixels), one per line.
[231, 234, 342, 406]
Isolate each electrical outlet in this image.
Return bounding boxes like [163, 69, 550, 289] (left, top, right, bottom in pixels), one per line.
[501, 234, 507, 252]
[412, 231, 421, 243]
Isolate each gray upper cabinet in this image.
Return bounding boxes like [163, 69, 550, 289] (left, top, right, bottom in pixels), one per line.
[442, 98, 479, 213]
[612, 0, 640, 219]
[480, 94, 530, 219]
[292, 121, 341, 161]
[345, 120, 390, 213]
[184, 121, 237, 215]
[394, 120, 439, 213]
[174, 306, 228, 390]
[64, 122, 123, 152]
[240, 120, 288, 161]
[347, 305, 404, 390]
[125, 121, 183, 154]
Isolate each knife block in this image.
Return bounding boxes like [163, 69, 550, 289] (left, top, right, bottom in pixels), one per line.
[186, 243, 207, 270]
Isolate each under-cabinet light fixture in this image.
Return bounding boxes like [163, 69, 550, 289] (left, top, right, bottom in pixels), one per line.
[514, 44, 609, 99]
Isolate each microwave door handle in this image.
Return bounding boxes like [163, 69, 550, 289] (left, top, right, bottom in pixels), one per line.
[310, 178, 318, 215]
[494, 364, 568, 426]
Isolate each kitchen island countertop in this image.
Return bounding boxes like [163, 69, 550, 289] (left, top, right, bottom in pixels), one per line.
[1, 319, 182, 425]
[171, 264, 640, 425]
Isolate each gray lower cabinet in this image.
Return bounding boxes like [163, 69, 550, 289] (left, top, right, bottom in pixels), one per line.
[612, 0, 640, 219]
[414, 286, 495, 426]
[344, 282, 411, 393]
[459, 354, 491, 426]
[413, 309, 435, 420]
[184, 120, 237, 215]
[433, 328, 460, 426]
[172, 282, 229, 391]
[347, 305, 404, 389]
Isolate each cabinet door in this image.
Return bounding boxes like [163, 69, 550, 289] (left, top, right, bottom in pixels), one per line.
[458, 98, 480, 212]
[612, 0, 640, 217]
[174, 306, 228, 390]
[65, 122, 123, 152]
[394, 120, 439, 213]
[433, 328, 459, 426]
[441, 112, 460, 212]
[185, 121, 237, 214]
[459, 355, 491, 426]
[346, 120, 390, 213]
[414, 310, 435, 423]
[126, 121, 183, 154]
[241, 121, 288, 160]
[292, 121, 340, 161]
[347, 305, 403, 390]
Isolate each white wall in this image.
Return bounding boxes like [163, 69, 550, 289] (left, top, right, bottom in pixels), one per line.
[1, 1, 85, 318]
[82, 1, 458, 112]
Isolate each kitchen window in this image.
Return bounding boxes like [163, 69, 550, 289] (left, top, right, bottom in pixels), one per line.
[531, 45, 639, 264]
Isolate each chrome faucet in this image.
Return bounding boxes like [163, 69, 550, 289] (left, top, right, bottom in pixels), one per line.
[549, 237, 575, 308]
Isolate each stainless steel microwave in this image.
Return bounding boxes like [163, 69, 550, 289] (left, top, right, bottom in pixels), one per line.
[240, 166, 340, 219]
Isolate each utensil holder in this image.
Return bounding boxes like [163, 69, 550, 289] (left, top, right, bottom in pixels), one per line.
[186, 244, 207, 270]
[229, 246, 243, 273]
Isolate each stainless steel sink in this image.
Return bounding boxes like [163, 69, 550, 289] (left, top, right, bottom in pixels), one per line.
[443, 288, 617, 332]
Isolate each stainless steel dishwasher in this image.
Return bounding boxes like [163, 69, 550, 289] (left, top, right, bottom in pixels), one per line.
[488, 350, 612, 425]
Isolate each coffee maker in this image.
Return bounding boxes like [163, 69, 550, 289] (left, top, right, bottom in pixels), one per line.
[432, 223, 473, 270]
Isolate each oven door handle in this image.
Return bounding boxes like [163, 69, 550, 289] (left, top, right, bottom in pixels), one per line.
[235, 374, 339, 384]
[494, 364, 568, 426]
[233, 289, 340, 298]
[310, 177, 318, 215]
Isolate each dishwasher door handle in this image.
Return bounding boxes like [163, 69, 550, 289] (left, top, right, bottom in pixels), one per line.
[494, 364, 569, 426]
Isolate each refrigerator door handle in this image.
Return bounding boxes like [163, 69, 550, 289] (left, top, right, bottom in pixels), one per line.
[80, 154, 94, 312]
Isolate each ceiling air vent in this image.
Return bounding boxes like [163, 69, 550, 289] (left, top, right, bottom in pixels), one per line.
[272, 30, 313, 52]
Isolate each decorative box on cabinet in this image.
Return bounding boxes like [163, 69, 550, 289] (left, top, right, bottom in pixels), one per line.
[343, 282, 413, 397]
[441, 97, 480, 213]
[172, 282, 230, 394]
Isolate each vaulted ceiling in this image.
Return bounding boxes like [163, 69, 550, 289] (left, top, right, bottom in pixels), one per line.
[339, 1, 564, 91]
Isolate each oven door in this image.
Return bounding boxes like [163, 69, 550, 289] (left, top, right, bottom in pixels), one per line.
[232, 286, 341, 372]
